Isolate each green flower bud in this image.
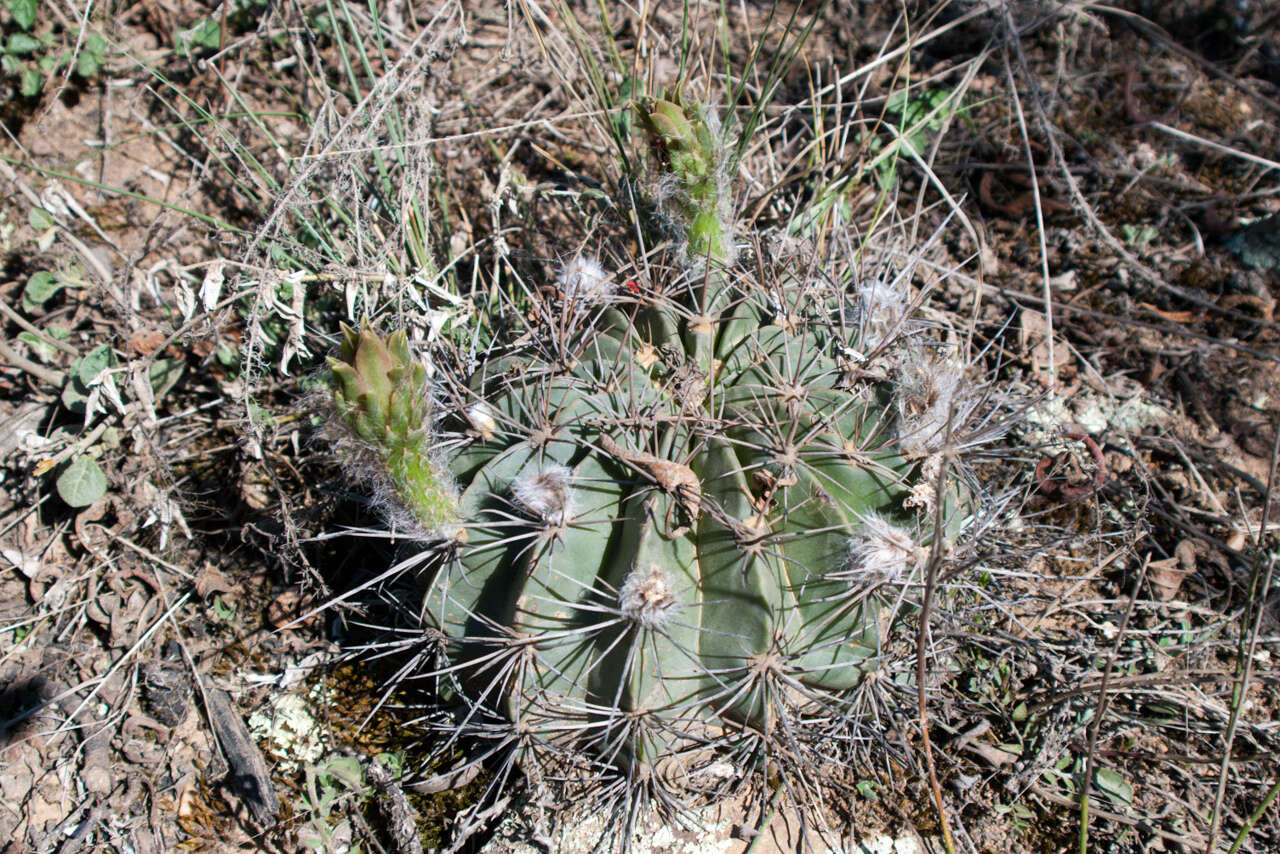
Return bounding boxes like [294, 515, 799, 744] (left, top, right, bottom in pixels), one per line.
[328, 324, 457, 535]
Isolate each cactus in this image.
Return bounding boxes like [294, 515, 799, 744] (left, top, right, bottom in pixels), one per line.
[328, 94, 982, 837]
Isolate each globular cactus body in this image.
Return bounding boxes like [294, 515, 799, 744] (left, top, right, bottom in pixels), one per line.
[329, 94, 976, 804]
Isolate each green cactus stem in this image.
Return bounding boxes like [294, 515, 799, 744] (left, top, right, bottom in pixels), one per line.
[421, 262, 968, 771]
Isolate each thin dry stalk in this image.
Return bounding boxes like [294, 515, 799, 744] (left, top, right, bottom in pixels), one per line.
[1077, 556, 1149, 853]
[917, 413, 959, 854]
[1207, 420, 1280, 850]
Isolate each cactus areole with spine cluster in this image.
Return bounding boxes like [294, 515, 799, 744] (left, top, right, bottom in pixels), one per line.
[328, 94, 974, 788]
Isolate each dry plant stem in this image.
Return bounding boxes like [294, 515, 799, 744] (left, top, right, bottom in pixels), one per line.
[1000, 37, 1055, 400]
[0, 337, 66, 386]
[1146, 121, 1280, 174]
[1077, 556, 1149, 854]
[1207, 420, 1280, 851]
[0, 297, 80, 356]
[918, 441, 956, 854]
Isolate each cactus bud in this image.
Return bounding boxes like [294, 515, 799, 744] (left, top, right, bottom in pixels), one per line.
[327, 324, 458, 535]
[637, 93, 734, 266]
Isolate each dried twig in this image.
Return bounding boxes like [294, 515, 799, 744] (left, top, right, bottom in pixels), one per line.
[0, 337, 66, 386]
[918, 416, 957, 854]
[202, 684, 281, 827]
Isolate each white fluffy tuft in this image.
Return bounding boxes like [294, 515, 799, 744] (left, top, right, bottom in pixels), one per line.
[557, 254, 612, 304]
[511, 465, 575, 526]
[857, 278, 910, 349]
[896, 349, 966, 457]
[842, 514, 922, 587]
[618, 564, 678, 629]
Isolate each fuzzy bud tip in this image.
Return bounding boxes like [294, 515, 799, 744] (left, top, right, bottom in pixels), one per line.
[511, 465, 574, 526]
[557, 255, 612, 304]
[619, 565, 678, 629]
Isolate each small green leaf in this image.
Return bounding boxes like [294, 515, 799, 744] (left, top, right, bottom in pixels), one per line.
[6, 0, 38, 31]
[149, 358, 184, 399]
[1094, 768, 1134, 806]
[76, 343, 115, 386]
[19, 67, 42, 97]
[28, 207, 54, 231]
[210, 594, 235, 623]
[22, 270, 62, 312]
[317, 756, 364, 789]
[175, 18, 222, 56]
[17, 326, 65, 362]
[855, 780, 879, 800]
[61, 382, 87, 412]
[373, 751, 405, 776]
[75, 50, 99, 78]
[6, 32, 41, 54]
[62, 345, 116, 413]
[17, 331, 53, 361]
[1122, 223, 1158, 248]
[214, 340, 238, 367]
[76, 33, 106, 76]
[56, 455, 108, 507]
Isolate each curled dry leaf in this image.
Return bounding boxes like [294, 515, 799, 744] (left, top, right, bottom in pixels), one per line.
[1149, 540, 1199, 601]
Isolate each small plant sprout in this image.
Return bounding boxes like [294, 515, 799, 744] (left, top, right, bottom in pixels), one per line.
[637, 91, 736, 267]
[327, 323, 458, 537]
